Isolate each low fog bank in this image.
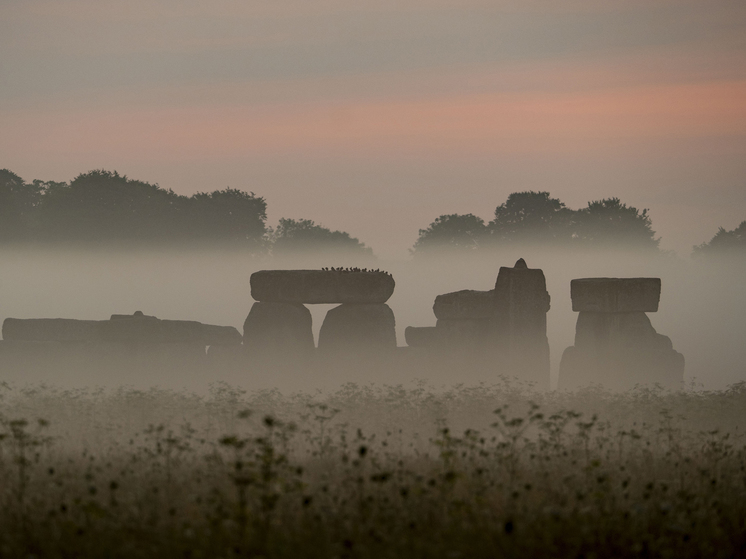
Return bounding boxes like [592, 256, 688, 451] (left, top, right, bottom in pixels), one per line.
[0, 246, 743, 391]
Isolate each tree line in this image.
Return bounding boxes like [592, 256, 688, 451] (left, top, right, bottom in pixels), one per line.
[1, 168, 741, 257]
[412, 192, 659, 254]
[0, 169, 371, 255]
[412, 191, 744, 257]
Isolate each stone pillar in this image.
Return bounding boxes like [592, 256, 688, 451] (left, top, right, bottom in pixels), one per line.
[492, 259, 551, 388]
[318, 303, 396, 354]
[559, 278, 684, 391]
[243, 302, 315, 356]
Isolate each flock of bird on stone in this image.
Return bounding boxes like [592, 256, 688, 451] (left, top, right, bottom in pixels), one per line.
[320, 267, 391, 275]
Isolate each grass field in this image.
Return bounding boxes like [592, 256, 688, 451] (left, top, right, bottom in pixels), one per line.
[1, 378, 745, 558]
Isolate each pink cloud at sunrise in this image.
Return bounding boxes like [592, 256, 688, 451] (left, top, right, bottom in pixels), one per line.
[4, 79, 744, 163]
[2, 0, 745, 258]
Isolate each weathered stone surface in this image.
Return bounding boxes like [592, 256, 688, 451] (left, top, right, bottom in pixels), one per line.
[250, 270, 395, 304]
[99, 314, 169, 343]
[243, 302, 314, 354]
[2, 318, 103, 342]
[571, 278, 661, 313]
[433, 290, 494, 320]
[102, 313, 242, 345]
[559, 343, 684, 391]
[491, 259, 551, 388]
[573, 312, 665, 352]
[436, 318, 492, 346]
[494, 263, 551, 321]
[559, 309, 684, 391]
[405, 326, 439, 347]
[202, 324, 243, 346]
[318, 304, 396, 352]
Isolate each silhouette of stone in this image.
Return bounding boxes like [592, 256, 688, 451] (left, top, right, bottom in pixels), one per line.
[202, 325, 243, 346]
[559, 278, 684, 391]
[101, 313, 242, 345]
[243, 302, 314, 354]
[404, 326, 439, 347]
[433, 290, 494, 320]
[2, 318, 103, 342]
[492, 259, 551, 387]
[318, 304, 396, 352]
[571, 278, 661, 313]
[250, 270, 395, 304]
[436, 318, 492, 346]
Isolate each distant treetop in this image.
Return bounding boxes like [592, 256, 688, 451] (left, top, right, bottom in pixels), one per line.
[271, 218, 373, 256]
[412, 191, 660, 255]
[693, 221, 746, 257]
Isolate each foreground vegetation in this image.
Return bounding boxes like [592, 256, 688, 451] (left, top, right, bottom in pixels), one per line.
[1, 379, 745, 558]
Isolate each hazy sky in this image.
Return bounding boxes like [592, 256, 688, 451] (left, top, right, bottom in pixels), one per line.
[2, 0, 745, 259]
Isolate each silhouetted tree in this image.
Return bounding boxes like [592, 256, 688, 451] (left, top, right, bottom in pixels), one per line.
[188, 188, 267, 247]
[0, 169, 43, 241]
[271, 218, 373, 255]
[411, 214, 487, 254]
[488, 191, 573, 244]
[574, 198, 659, 250]
[34, 170, 268, 248]
[38, 170, 185, 242]
[693, 221, 746, 256]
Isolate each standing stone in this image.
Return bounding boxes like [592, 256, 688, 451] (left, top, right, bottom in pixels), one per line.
[559, 277, 684, 391]
[404, 326, 440, 348]
[243, 302, 314, 355]
[492, 259, 551, 388]
[318, 304, 396, 353]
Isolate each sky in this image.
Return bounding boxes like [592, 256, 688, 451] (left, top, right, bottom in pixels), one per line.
[2, 0, 745, 259]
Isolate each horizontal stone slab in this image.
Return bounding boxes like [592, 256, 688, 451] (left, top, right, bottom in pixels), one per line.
[571, 278, 661, 313]
[251, 270, 395, 304]
[2, 318, 104, 342]
[3, 315, 242, 345]
[101, 315, 242, 345]
[433, 290, 494, 320]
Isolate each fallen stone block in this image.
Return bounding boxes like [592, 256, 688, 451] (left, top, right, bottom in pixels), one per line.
[433, 290, 494, 320]
[571, 278, 661, 313]
[250, 270, 395, 304]
[2, 318, 104, 342]
[318, 303, 396, 352]
[102, 313, 242, 345]
[98, 314, 163, 343]
[202, 324, 243, 346]
[243, 302, 315, 354]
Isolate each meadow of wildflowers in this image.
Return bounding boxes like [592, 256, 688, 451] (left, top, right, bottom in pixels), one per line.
[0, 379, 745, 558]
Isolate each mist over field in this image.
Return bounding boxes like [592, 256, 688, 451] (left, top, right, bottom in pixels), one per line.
[1, 246, 743, 392]
[2, 0, 746, 553]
